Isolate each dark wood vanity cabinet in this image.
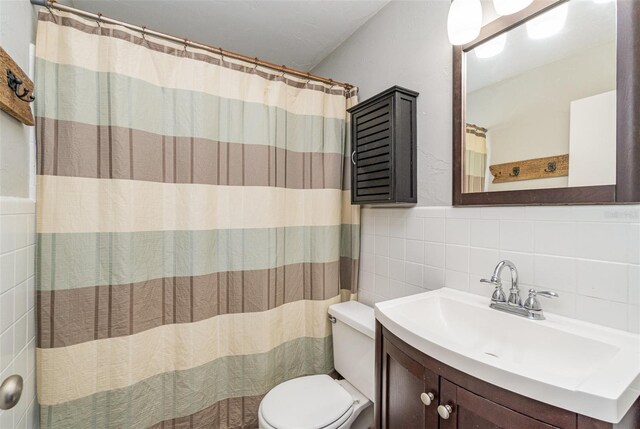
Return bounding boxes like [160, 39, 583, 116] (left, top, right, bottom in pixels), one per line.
[347, 86, 418, 205]
[375, 323, 640, 429]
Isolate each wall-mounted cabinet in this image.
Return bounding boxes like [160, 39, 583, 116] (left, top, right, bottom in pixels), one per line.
[348, 86, 418, 205]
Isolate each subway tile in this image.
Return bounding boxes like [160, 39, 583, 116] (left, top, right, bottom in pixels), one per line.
[389, 216, 406, 238]
[446, 207, 482, 219]
[26, 246, 34, 278]
[445, 218, 469, 245]
[0, 253, 15, 294]
[629, 305, 640, 334]
[533, 255, 576, 293]
[525, 206, 574, 221]
[360, 252, 375, 274]
[575, 296, 628, 330]
[542, 291, 576, 318]
[405, 262, 423, 287]
[375, 275, 390, 297]
[389, 258, 404, 281]
[0, 325, 13, 372]
[357, 290, 375, 307]
[405, 240, 425, 264]
[469, 247, 499, 276]
[470, 219, 499, 249]
[629, 265, 639, 306]
[482, 206, 526, 220]
[27, 214, 35, 246]
[499, 220, 533, 253]
[405, 217, 424, 240]
[576, 260, 628, 303]
[14, 316, 27, 359]
[14, 281, 26, 320]
[0, 215, 17, 254]
[361, 217, 374, 235]
[573, 205, 640, 223]
[359, 271, 374, 293]
[445, 245, 469, 273]
[424, 218, 445, 243]
[375, 256, 389, 277]
[499, 251, 534, 286]
[628, 224, 640, 265]
[424, 267, 444, 290]
[0, 289, 15, 334]
[425, 242, 445, 268]
[445, 270, 469, 291]
[415, 207, 446, 218]
[534, 222, 576, 257]
[374, 235, 389, 256]
[375, 215, 389, 236]
[389, 237, 405, 260]
[26, 277, 34, 310]
[361, 233, 374, 254]
[575, 222, 629, 263]
[15, 247, 28, 285]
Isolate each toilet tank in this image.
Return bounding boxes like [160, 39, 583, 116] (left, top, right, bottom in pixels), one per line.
[328, 301, 375, 401]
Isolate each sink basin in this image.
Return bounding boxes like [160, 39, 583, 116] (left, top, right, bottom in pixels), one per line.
[375, 288, 640, 423]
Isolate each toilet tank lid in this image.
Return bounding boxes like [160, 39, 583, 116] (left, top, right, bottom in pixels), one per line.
[328, 301, 375, 338]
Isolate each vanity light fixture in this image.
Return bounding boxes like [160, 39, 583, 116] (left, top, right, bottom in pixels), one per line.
[526, 3, 569, 40]
[447, 0, 483, 45]
[474, 33, 507, 58]
[492, 0, 533, 16]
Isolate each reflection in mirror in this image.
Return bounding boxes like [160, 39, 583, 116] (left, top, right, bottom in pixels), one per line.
[464, 0, 616, 193]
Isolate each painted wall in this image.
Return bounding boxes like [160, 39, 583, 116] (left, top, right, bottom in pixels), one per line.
[0, 1, 39, 427]
[313, 1, 639, 333]
[313, 0, 453, 207]
[467, 42, 616, 192]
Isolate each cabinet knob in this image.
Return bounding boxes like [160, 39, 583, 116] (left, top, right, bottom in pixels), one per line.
[420, 392, 435, 406]
[437, 404, 453, 420]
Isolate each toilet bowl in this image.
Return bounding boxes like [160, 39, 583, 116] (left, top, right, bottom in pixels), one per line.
[258, 301, 375, 429]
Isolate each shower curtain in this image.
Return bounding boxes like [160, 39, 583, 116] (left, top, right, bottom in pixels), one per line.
[464, 123, 487, 193]
[34, 10, 359, 428]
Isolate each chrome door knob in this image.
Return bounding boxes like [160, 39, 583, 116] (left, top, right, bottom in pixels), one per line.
[0, 375, 23, 410]
[437, 404, 453, 419]
[420, 392, 435, 406]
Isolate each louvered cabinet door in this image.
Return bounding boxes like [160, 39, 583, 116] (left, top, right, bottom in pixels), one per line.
[352, 98, 393, 203]
[348, 86, 418, 205]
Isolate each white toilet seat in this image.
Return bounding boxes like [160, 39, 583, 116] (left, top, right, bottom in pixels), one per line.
[258, 375, 367, 429]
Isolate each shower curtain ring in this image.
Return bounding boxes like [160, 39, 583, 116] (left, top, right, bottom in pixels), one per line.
[280, 67, 286, 78]
[96, 13, 102, 27]
[218, 48, 225, 62]
[253, 58, 259, 70]
[305, 72, 311, 85]
[183, 39, 189, 52]
[141, 26, 147, 41]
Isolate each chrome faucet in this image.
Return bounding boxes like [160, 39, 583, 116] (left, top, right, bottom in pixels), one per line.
[481, 260, 558, 320]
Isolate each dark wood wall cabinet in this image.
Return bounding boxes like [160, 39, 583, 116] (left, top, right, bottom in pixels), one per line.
[375, 323, 640, 429]
[348, 86, 418, 205]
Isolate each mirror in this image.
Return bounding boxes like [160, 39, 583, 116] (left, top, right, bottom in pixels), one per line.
[463, 0, 617, 194]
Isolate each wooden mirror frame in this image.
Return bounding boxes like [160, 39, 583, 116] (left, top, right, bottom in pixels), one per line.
[453, 0, 640, 206]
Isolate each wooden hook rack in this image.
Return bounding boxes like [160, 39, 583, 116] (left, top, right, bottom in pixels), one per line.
[489, 154, 569, 184]
[0, 47, 35, 126]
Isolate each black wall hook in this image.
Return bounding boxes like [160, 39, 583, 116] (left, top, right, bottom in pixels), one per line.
[6, 69, 35, 103]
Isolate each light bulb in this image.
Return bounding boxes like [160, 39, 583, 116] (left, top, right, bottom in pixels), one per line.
[447, 0, 483, 46]
[474, 33, 507, 58]
[526, 3, 569, 40]
[493, 0, 533, 16]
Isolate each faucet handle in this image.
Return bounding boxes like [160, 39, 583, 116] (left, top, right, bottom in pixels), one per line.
[481, 277, 507, 303]
[523, 289, 559, 311]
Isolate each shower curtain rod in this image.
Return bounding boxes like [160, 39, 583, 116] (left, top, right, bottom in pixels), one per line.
[30, 0, 354, 90]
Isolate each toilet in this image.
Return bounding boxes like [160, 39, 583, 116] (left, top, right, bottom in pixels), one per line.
[258, 301, 375, 429]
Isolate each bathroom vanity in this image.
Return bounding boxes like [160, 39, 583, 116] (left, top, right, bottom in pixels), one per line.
[373, 289, 640, 429]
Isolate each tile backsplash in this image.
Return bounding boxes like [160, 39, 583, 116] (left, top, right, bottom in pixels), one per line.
[0, 198, 37, 428]
[359, 205, 640, 334]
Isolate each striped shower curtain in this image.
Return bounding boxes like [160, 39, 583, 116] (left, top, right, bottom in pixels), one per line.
[34, 10, 359, 428]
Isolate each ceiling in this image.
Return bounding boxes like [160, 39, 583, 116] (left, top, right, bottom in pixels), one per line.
[60, 0, 389, 72]
[467, 0, 617, 92]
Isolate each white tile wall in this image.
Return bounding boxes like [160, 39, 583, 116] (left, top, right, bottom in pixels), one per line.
[358, 205, 640, 334]
[0, 198, 37, 429]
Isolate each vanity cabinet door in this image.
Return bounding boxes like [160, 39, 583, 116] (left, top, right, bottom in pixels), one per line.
[380, 338, 439, 428]
[438, 379, 560, 429]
